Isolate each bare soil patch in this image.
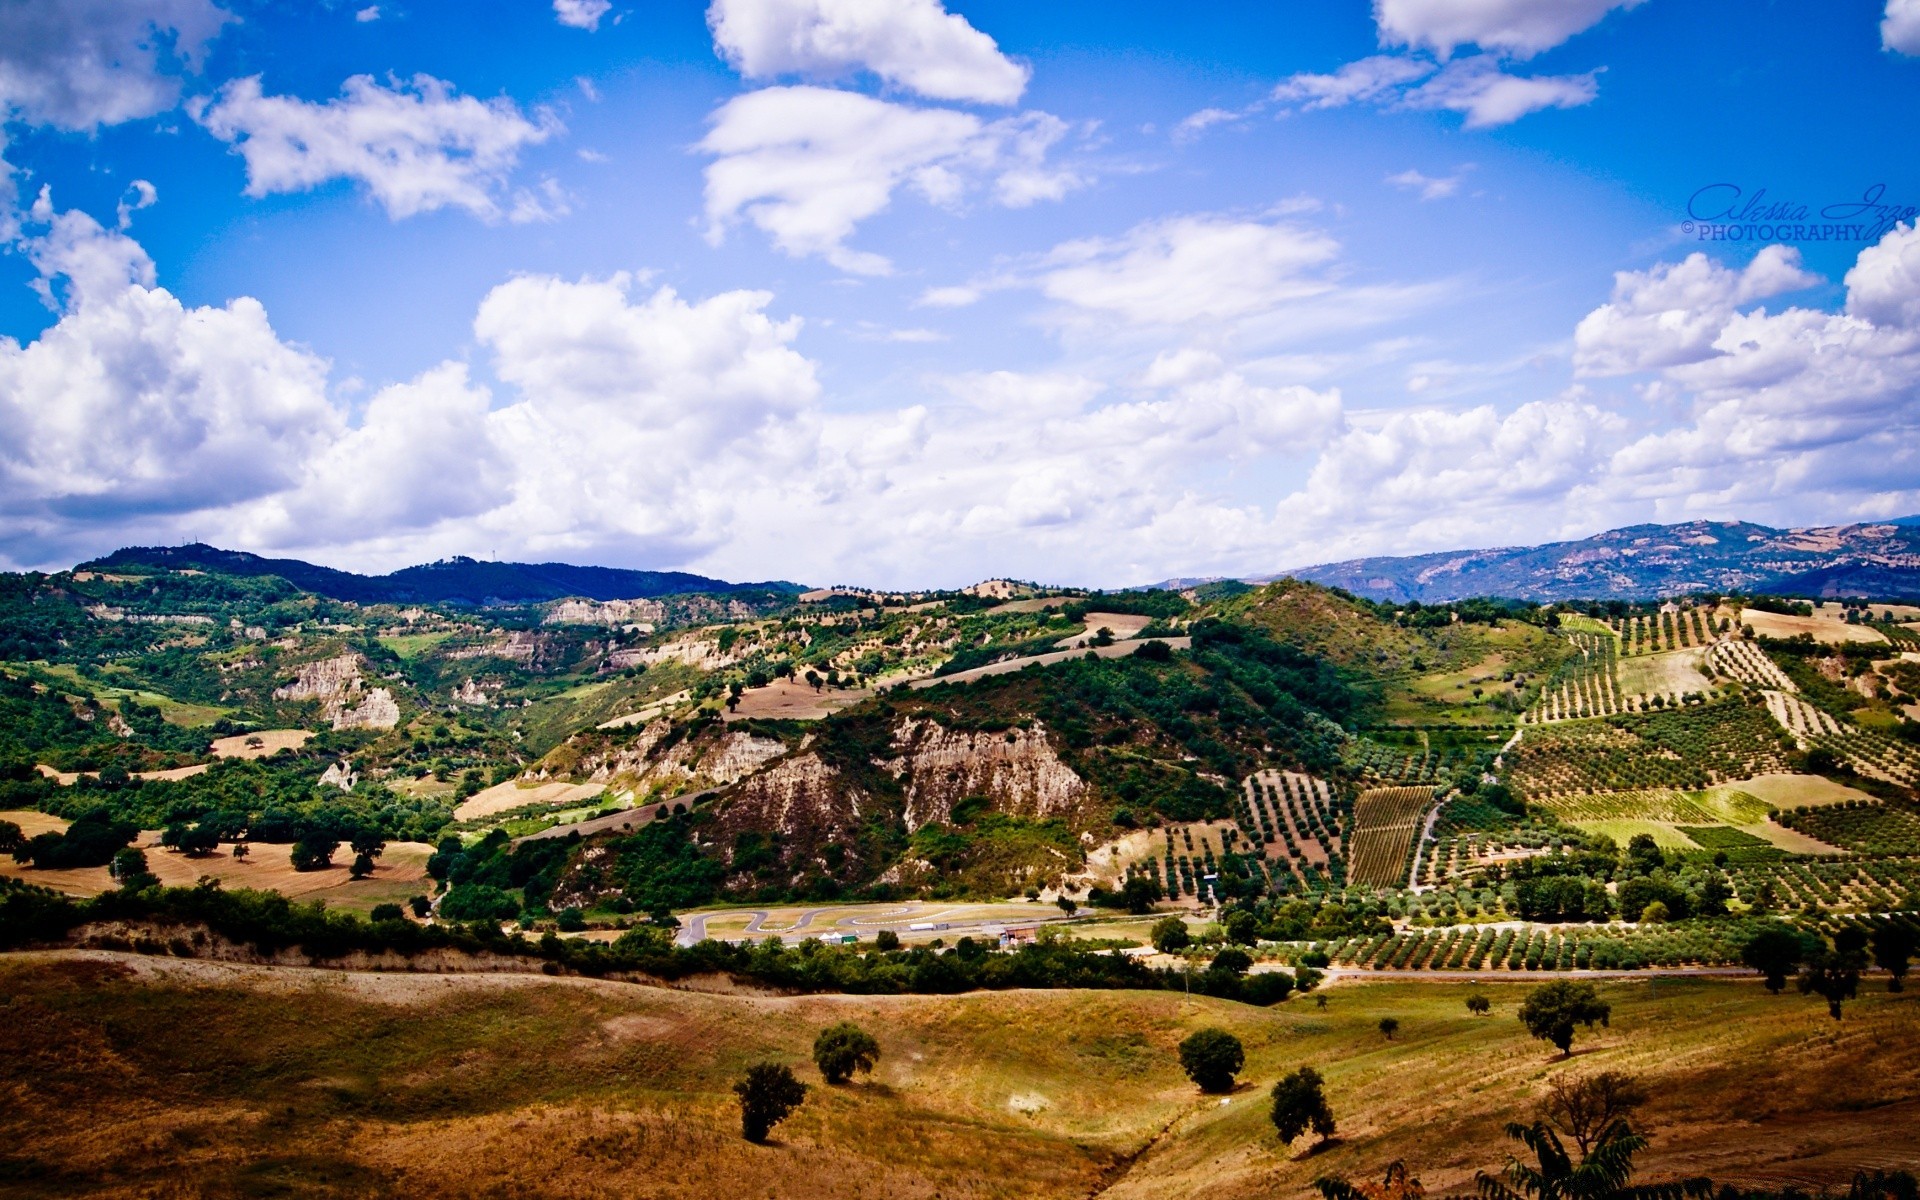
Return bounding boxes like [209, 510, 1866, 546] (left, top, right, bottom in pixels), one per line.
[722, 677, 867, 721]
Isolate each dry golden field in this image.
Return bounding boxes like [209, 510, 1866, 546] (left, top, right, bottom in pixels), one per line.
[5, 954, 1911, 1199]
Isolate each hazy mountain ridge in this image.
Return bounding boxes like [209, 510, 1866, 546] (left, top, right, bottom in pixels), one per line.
[1267, 519, 1920, 603]
[81, 544, 805, 606]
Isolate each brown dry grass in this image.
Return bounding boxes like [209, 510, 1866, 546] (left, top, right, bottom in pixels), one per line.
[455, 780, 605, 821]
[722, 677, 868, 721]
[209, 729, 313, 759]
[0, 833, 432, 914]
[0, 958, 1915, 1199]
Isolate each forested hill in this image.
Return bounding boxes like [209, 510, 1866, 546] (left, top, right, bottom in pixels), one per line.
[1276, 518, 1920, 603]
[80, 545, 805, 606]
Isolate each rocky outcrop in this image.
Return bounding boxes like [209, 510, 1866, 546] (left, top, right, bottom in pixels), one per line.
[335, 687, 399, 730]
[453, 678, 492, 706]
[557, 722, 787, 797]
[272, 654, 401, 729]
[709, 753, 870, 881]
[446, 630, 549, 666]
[608, 638, 740, 671]
[882, 718, 1088, 831]
[273, 654, 362, 704]
[318, 760, 358, 791]
[544, 597, 664, 627]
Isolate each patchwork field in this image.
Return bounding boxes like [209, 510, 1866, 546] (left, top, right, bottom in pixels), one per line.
[1616, 647, 1713, 704]
[210, 729, 314, 758]
[1737, 608, 1888, 645]
[1, 955, 1915, 1200]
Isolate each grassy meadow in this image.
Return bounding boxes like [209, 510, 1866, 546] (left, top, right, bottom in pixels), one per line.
[1, 955, 1915, 1199]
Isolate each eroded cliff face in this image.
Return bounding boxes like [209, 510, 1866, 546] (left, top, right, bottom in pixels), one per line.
[542, 721, 786, 798]
[882, 718, 1089, 831]
[270, 654, 400, 729]
[708, 752, 872, 884]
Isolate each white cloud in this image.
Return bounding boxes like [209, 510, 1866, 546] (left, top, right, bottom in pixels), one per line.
[554, 0, 613, 31]
[1035, 214, 1342, 326]
[355, 6, 380, 22]
[699, 85, 1077, 274]
[195, 74, 560, 222]
[1883, 0, 1920, 53]
[1173, 106, 1246, 141]
[1386, 166, 1471, 200]
[1845, 220, 1920, 328]
[1281, 396, 1626, 551]
[1573, 243, 1820, 375]
[1403, 56, 1597, 127]
[707, 0, 1028, 104]
[0, 0, 230, 130]
[1271, 53, 1593, 129]
[1375, 0, 1647, 59]
[1272, 55, 1435, 111]
[0, 199, 338, 554]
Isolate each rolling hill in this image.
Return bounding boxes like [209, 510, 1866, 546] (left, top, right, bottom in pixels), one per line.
[1273, 518, 1920, 603]
[79, 544, 805, 606]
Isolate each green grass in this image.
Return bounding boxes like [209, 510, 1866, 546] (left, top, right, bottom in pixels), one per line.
[377, 630, 455, 659]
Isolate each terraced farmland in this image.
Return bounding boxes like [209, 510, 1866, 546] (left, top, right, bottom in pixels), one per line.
[1523, 631, 1621, 723]
[1764, 690, 1843, 737]
[1346, 785, 1434, 887]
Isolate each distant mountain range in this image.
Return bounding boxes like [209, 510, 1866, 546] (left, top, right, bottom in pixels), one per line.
[81, 545, 803, 607]
[1268, 518, 1920, 603]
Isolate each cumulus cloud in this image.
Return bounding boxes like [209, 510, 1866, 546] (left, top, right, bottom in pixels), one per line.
[1845, 220, 1920, 328]
[0, 198, 338, 557]
[0, 0, 230, 130]
[1375, 0, 1647, 59]
[195, 74, 560, 221]
[1884, 0, 1920, 54]
[699, 85, 1077, 274]
[554, 0, 613, 30]
[707, 0, 1028, 104]
[1573, 243, 1820, 375]
[1281, 396, 1627, 549]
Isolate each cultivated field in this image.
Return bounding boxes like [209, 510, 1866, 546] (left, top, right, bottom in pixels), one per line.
[1, 956, 1914, 1199]
[210, 729, 314, 758]
[1346, 786, 1433, 887]
[454, 779, 607, 821]
[1054, 612, 1153, 648]
[1616, 647, 1713, 705]
[1737, 607, 1888, 645]
[721, 677, 868, 721]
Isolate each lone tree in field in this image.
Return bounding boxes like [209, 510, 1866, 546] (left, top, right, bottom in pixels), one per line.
[812, 1022, 881, 1085]
[1378, 1017, 1400, 1041]
[1541, 1072, 1646, 1156]
[1741, 926, 1806, 994]
[734, 1062, 808, 1143]
[1870, 922, 1915, 992]
[1178, 1028, 1245, 1093]
[290, 835, 338, 872]
[1151, 916, 1191, 955]
[1466, 992, 1492, 1016]
[1518, 981, 1611, 1057]
[1477, 1119, 1710, 1200]
[1799, 948, 1864, 1020]
[1270, 1066, 1336, 1149]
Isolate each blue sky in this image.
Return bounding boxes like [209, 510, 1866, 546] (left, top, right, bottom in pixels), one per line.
[1, 0, 1918, 588]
